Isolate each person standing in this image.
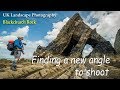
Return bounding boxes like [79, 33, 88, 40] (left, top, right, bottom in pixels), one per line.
[11, 36, 25, 71]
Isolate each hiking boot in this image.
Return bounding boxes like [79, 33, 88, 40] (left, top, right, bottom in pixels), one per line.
[10, 65, 17, 71]
[10, 51, 14, 55]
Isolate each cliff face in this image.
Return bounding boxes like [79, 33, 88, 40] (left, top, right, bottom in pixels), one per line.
[46, 13, 87, 56]
[35, 13, 116, 58]
[114, 29, 120, 54]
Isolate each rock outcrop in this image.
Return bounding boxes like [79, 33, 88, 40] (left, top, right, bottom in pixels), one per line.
[1, 57, 120, 79]
[35, 13, 116, 58]
[114, 29, 120, 54]
[88, 41, 116, 58]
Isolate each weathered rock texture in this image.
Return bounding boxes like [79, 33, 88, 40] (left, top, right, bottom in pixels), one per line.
[0, 56, 120, 79]
[36, 13, 116, 58]
[114, 29, 120, 54]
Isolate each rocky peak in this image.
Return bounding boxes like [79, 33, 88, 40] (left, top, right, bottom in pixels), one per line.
[35, 13, 116, 58]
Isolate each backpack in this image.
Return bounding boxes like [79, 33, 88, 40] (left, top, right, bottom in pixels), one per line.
[7, 40, 14, 51]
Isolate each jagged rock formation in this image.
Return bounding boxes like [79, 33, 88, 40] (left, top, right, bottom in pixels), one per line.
[36, 13, 116, 58]
[87, 41, 116, 58]
[114, 29, 120, 54]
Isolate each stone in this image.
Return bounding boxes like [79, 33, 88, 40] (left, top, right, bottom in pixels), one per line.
[114, 29, 120, 54]
[34, 13, 116, 58]
[46, 13, 91, 56]
[87, 41, 116, 58]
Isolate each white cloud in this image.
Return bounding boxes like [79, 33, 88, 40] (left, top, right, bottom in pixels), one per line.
[0, 48, 13, 60]
[11, 26, 29, 37]
[82, 44, 93, 58]
[21, 48, 35, 59]
[0, 26, 29, 43]
[84, 11, 120, 46]
[1, 31, 7, 35]
[24, 40, 47, 49]
[44, 17, 69, 43]
[1, 35, 17, 43]
[35, 40, 46, 47]
[0, 26, 29, 46]
[0, 42, 6, 49]
[0, 36, 2, 41]
[21, 40, 47, 59]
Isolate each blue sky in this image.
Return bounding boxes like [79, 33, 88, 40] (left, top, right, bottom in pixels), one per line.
[0, 11, 91, 41]
[0, 11, 120, 59]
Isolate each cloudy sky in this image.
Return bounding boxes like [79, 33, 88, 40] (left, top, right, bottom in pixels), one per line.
[0, 11, 120, 59]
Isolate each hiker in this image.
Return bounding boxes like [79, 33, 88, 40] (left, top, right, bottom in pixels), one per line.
[11, 36, 26, 71]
